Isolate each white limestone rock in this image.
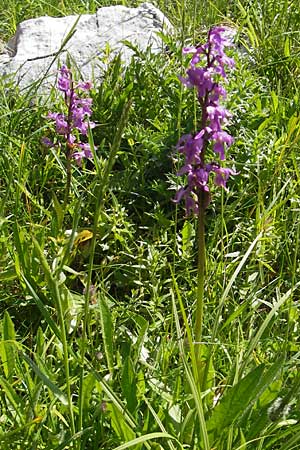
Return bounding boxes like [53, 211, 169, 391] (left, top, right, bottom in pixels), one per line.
[0, 2, 172, 91]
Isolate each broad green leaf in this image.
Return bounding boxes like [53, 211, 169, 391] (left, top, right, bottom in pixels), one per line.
[136, 370, 146, 402]
[207, 365, 265, 434]
[258, 379, 282, 408]
[1, 311, 16, 379]
[98, 293, 114, 375]
[107, 403, 135, 443]
[271, 91, 278, 113]
[245, 378, 282, 440]
[36, 327, 45, 357]
[82, 373, 96, 419]
[133, 321, 148, 365]
[208, 359, 283, 436]
[181, 220, 194, 255]
[258, 117, 272, 134]
[52, 191, 64, 231]
[121, 356, 137, 413]
[245, 403, 271, 443]
[284, 36, 290, 57]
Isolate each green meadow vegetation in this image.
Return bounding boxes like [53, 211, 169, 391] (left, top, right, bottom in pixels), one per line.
[0, 0, 300, 449]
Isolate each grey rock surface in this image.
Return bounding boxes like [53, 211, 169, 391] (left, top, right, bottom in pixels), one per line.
[0, 2, 172, 92]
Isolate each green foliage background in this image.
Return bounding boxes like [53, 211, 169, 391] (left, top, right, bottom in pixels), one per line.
[0, 1, 299, 449]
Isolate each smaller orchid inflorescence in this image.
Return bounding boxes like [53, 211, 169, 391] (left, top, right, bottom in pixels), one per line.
[174, 27, 236, 216]
[43, 65, 95, 166]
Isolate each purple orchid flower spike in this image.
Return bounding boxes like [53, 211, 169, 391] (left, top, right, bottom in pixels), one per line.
[43, 65, 96, 166]
[174, 26, 237, 216]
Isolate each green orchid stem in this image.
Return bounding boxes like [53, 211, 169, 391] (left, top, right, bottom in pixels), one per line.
[195, 189, 206, 389]
[63, 151, 72, 212]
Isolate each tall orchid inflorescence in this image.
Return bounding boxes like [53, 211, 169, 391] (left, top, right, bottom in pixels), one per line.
[44, 65, 95, 166]
[174, 27, 236, 216]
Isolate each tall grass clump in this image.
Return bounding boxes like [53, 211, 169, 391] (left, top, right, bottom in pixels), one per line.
[0, 0, 300, 449]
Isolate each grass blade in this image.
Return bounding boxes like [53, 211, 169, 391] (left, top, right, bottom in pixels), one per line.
[113, 432, 183, 450]
[21, 352, 68, 406]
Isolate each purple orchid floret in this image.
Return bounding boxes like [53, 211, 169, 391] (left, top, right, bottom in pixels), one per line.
[212, 130, 234, 160]
[47, 112, 69, 135]
[212, 166, 236, 188]
[41, 136, 54, 147]
[174, 27, 236, 216]
[77, 81, 93, 91]
[72, 143, 93, 166]
[57, 65, 71, 93]
[177, 134, 204, 165]
[43, 65, 95, 165]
